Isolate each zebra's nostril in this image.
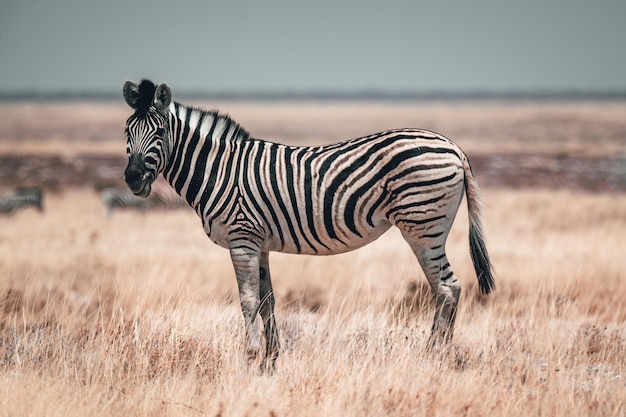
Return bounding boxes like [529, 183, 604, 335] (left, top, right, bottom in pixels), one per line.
[124, 167, 143, 183]
[125, 153, 147, 184]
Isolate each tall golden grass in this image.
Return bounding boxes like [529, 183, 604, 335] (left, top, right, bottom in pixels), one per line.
[1, 188, 624, 416]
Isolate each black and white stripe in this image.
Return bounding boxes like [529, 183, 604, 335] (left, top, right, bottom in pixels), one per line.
[122, 79, 495, 370]
[0, 188, 43, 214]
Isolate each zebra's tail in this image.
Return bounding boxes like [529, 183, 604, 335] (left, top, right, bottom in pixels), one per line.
[462, 154, 495, 294]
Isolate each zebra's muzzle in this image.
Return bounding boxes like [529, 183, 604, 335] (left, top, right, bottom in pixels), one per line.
[124, 156, 153, 197]
[125, 172, 153, 197]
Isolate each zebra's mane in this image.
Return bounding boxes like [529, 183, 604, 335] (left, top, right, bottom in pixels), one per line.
[178, 103, 251, 142]
[135, 79, 157, 115]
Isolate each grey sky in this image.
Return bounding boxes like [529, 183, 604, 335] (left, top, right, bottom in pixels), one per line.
[1, 0, 625, 93]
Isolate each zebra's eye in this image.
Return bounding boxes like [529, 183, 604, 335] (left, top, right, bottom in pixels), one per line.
[155, 128, 165, 137]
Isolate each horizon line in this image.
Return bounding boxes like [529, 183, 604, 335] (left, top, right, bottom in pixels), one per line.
[1, 88, 626, 102]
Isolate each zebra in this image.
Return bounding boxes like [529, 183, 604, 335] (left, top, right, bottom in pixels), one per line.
[101, 186, 152, 216]
[0, 188, 44, 214]
[101, 182, 188, 216]
[122, 79, 495, 371]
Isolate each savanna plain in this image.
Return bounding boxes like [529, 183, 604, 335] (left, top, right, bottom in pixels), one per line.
[0, 100, 625, 416]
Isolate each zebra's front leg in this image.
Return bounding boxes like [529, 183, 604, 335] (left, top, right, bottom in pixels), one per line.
[259, 251, 280, 372]
[230, 245, 262, 365]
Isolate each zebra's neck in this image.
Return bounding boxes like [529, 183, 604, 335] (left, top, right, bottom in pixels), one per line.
[162, 102, 250, 210]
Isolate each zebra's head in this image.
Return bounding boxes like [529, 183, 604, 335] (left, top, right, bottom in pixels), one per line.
[122, 79, 173, 197]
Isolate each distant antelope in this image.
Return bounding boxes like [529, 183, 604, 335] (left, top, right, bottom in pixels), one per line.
[121, 79, 495, 371]
[0, 188, 44, 214]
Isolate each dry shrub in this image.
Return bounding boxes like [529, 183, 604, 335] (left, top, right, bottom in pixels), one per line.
[569, 324, 626, 365]
[387, 280, 433, 325]
[281, 286, 325, 313]
[1, 288, 23, 314]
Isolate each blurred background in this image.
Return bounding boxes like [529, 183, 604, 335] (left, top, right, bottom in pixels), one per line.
[2, 0, 626, 95]
[1, 0, 625, 194]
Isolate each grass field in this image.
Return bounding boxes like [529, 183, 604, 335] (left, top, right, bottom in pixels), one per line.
[1, 188, 624, 416]
[1, 101, 625, 416]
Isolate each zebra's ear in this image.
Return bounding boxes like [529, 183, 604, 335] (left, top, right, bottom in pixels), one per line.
[154, 83, 172, 114]
[123, 80, 140, 109]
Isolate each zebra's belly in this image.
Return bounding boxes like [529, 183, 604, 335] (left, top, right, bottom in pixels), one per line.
[202, 214, 392, 256]
[267, 221, 393, 256]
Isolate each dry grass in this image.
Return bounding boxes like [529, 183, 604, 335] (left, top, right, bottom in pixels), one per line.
[1, 188, 625, 416]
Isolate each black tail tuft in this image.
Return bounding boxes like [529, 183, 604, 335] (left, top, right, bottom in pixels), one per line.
[469, 222, 495, 294]
[463, 154, 495, 295]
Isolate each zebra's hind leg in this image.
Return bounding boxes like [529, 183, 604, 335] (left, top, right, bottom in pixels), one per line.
[230, 245, 262, 365]
[403, 234, 461, 349]
[259, 251, 280, 372]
